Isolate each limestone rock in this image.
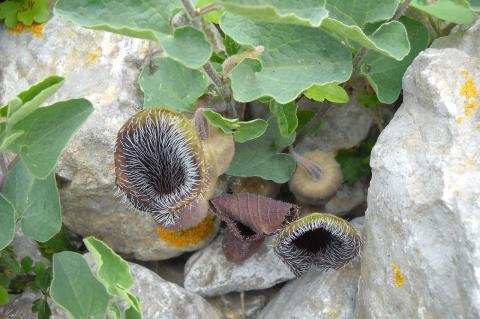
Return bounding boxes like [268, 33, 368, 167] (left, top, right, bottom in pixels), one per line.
[324, 181, 367, 217]
[296, 95, 374, 153]
[0, 17, 219, 260]
[184, 234, 295, 297]
[128, 263, 222, 319]
[258, 217, 364, 319]
[355, 20, 480, 319]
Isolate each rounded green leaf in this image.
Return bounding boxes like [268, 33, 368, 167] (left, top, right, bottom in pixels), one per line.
[213, 0, 328, 26]
[50, 252, 109, 319]
[2, 161, 61, 242]
[227, 117, 296, 182]
[360, 17, 430, 104]
[84, 237, 134, 293]
[139, 57, 208, 112]
[411, 0, 474, 24]
[202, 110, 268, 142]
[304, 83, 349, 103]
[7, 98, 93, 179]
[54, 0, 212, 68]
[269, 101, 298, 136]
[0, 194, 15, 251]
[221, 13, 352, 103]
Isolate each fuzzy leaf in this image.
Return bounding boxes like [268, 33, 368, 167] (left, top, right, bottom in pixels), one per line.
[411, 0, 474, 24]
[2, 161, 61, 242]
[221, 13, 352, 103]
[202, 110, 268, 142]
[360, 17, 430, 104]
[0, 194, 15, 251]
[84, 237, 134, 294]
[304, 83, 349, 103]
[17, 0, 49, 25]
[6, 75, 65, 128]
[322, 0, 410, 60]
[0, 286, 9, 305]
[213, 0, 328, 26]
[227, 117, 296, 182]
[50, 252, 109, 319]
[0, 1, 18, 28]
[7, 98, 93, 179]
[139, 57, 208, 112]
[269, 101, 298, 136]
[54, 0, 212, 68]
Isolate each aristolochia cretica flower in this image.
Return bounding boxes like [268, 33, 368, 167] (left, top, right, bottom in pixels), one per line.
[114, 108, 209, 227]
[210, 193, 299, 262]
[274, 213, 361, 277]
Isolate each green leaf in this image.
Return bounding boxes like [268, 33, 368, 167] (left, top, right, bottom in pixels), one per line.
[0, 1, 18, 28]
[213, 0, 328, 26]
[269, 101, 298, 136]
[21, 256, 33, 273]
[17, 0, 49, 25]
[0, 130, 24, 150]
[360, 17, 430, 104]
[50, 252, 109, 319]
[221, 13, 352, 103]
[84, 237, 133, 294]
[202, 110, 268, 142]
[304, 83, 349, 103]
[54, 0, 212, 68]
[469, 0, 480, 11]
[321, 0, 410, 60]
[108, 303, 121, 319]
[0, 285, 9, 305]
[411, 0, 474, 24]
[6, 76, 65, 128]
[0, 194, 15, 251]
[7, 98, 93, 179]
[124, 292, 143, 319]
[139, 57, 208, 112]
[0, 246, 21, 276]
[2, 161, 61, 242]
[32, 264, 52, 292]
[227, 117, 296, 182]
[32, 298, 52, 319]
[197, 0, 224, 23]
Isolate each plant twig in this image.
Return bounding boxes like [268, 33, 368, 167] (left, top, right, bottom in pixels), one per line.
[181, 0, 237, 118]
[240, 291, 245, 319]
[197, 4, 222, 17]
[294, 103, 332, 145]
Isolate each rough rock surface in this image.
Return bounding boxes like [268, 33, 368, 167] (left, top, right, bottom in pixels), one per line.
[325, 181, 367, 217]
[356, 20, 480, 319]
[11, 227, 50, 265]
[0, 17, 219, 260]
[128, 262, 222, 319]
[184, 234, 295, 297]
[296, 95, 374, 153]
[258, 217, 364, 319]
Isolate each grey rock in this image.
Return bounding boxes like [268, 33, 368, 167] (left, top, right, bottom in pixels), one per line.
[128, 263, 222, 319]
[184, 234, 295, 297]
[258, 217, 364, 319]
[0, 17, 219, 260]
[11, 227, 50, 265]
[355, 19, 480, 319]
[325, 181, 367, 217]
[296, 95, 374, 153]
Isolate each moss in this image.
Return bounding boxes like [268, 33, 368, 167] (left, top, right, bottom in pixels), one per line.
[390, 263, 405, 288]
[156, 215, 215, 248]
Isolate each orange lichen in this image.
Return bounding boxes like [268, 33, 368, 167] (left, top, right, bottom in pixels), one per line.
[390, 263, 405, 288]
[87, 47, 102, 62]
[9, 23, 24, 34]
[9, 22, 44, 37]
[156, 215, 215, 248]
[459, 70, 479, 120]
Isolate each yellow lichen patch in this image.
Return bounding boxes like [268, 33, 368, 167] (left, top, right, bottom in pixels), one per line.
[87, 47, 102, 62]
[25, 23, 45, 37]
[415, 247, 421, 254]
[390, 263, 405, 288]
[156, 215, 215, 248]
[457, 116, 463, 124]
[9, 23, 25, 34]
[459, 70, 479, 120]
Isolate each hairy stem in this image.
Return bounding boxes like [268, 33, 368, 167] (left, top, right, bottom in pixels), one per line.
[197, 4, 222, 16]
[180, 0, 237, 118]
